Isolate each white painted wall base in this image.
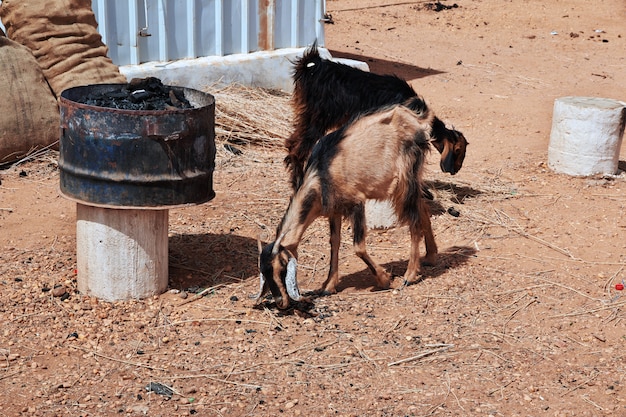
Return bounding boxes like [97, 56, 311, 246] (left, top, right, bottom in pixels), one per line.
[548, 97, 626, 176]
[119, 47, 369, 93]
[76, 204, 168, 301]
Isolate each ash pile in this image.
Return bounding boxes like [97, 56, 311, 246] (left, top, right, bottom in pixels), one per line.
[78, 77, 192, 111]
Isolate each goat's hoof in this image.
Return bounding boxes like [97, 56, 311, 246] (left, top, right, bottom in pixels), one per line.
[422, 256, 437, 267]
[317, 288, 336, 297]
[390, 278, 410, 290]
[375, 271, 391, 290]
[401, 270, 418, 284]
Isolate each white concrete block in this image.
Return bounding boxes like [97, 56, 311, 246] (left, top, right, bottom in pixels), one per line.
[548, 96, 626, 176]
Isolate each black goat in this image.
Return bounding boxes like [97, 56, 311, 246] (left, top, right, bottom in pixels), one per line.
[284, 42, 468, 189]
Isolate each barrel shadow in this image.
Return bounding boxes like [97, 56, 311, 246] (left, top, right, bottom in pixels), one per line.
[168, 233, 259, 291]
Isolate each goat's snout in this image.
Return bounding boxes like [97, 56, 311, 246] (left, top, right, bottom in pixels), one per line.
[440, 145, 457, 175]
[257, 240, 302, 309]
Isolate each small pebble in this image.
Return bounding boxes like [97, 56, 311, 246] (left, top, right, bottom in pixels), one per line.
[51, 286, 67, 297]
[284, 399, 298, 409]
[447, 207, 460, 217]
[179, 291, 188, 299]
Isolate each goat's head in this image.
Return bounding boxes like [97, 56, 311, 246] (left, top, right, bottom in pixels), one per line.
[430, 118, 468, 175]
[253, 234, 303, 310]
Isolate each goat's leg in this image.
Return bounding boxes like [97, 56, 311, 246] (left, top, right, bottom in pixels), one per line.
[403, 221, 423, 285]
[420, 203, 438, 266]
[403, 203, 438, 285]
[320, 214, 342, 294]
[352, 204, 391, 289]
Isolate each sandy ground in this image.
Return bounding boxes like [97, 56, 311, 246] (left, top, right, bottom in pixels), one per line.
[1, 0, 626, 416]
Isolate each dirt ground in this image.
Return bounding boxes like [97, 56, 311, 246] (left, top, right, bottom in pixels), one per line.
[1, 0, 626, 415]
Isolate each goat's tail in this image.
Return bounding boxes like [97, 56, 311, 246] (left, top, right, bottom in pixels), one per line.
[403, 96, 433, 121]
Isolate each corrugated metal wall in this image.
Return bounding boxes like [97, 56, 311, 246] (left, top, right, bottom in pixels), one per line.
[91, 0, 326, 66]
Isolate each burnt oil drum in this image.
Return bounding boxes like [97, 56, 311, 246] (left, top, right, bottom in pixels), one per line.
[59, 84, 216, 208]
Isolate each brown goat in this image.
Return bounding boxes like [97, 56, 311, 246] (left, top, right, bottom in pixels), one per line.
[284, 42, 468, 189]
[255, 98, 437, 309]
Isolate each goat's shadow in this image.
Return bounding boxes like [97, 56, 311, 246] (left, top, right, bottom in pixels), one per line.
[302, 180, 483, 297]
[324, 245, 477, 294]
[424, 179, 484, 216]
[618, 160, 626, 172]
[328, 49, 444, 82]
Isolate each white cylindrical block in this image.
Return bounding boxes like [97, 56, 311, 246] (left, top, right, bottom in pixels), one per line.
[548, 96, 626, 176]
[76, 204, 168, 301]
[366, 200, 398, 230]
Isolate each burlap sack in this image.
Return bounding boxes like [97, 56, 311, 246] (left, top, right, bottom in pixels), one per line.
[0, 0, 127, 98]
[0, 35, 59, 164]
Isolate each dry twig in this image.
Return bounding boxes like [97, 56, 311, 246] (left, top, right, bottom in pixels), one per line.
[561, 371, 600, 397]
[388, 344, 453, 366]
[550, 300, 626, 318]
[71, 345, 166, 371]
[176, 277, 226, 307]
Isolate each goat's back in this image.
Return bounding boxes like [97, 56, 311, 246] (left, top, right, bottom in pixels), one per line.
[308, 106, 431, 210]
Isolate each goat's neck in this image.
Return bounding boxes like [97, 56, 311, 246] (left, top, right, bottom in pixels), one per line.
[276, 187, 321, 256]
[276, 209, 307, 257]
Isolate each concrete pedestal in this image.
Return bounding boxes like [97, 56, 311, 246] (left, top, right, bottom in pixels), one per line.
[76, 204, 168, 301]
[548, 97, 626, 176]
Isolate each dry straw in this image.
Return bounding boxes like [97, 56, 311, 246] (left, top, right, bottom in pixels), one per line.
[210, 83, 293, 148]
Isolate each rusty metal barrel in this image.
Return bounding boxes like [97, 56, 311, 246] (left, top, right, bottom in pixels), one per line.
[58, 82, 216, 301]
[59, 83, 216, 208]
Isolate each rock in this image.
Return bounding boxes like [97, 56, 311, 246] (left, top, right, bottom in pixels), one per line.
[130, 405, 149, 414]
[51, 286, 67, 297]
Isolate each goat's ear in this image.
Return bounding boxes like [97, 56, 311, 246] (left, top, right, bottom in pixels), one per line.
[285, 257, 302, 301]
[250, 272, 268, 303]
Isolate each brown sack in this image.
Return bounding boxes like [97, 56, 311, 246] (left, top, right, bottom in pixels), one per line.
[0, 35, 59, 164]
[0, 0, 127, 98]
